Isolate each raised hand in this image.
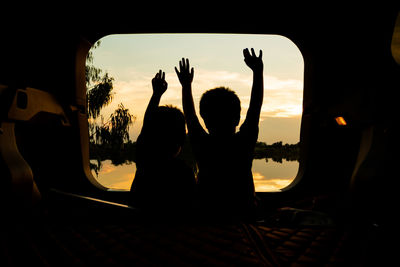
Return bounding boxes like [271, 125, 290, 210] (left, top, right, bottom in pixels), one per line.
[175, 58, 194, 87]
[152, 70, 168, 96]
[243, 48, 263, 72]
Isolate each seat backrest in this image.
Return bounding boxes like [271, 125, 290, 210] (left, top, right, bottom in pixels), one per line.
[348, 124, 397, 227]
[0, 86, 70, 214]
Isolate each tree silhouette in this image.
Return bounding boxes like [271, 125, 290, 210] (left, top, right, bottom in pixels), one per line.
[86, 41, 115, 121]
[86, 41, 135, 175]
[254, 141, 300, 163]
[87, 72, 114, 119]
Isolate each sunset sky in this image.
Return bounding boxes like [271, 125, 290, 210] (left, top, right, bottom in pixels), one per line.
[89, 34, 304, 144]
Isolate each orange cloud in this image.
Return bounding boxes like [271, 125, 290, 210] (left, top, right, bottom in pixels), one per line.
[253, 172, 265, 180]
[254, 178, 293, 192]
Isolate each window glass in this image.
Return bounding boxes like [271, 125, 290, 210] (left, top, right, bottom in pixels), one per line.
[86, 34, 303, 192]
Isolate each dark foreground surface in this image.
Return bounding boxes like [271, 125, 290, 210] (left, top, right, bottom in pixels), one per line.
[2, 189, 393, 267]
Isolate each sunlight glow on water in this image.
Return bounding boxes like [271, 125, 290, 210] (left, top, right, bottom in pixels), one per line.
[92, 159, 298, 192]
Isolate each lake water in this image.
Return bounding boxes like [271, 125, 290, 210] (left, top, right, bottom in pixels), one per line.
[92, 159, 299, 192]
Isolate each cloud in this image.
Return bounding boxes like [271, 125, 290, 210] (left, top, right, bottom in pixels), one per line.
[254, 177, 293, 192]
[261, 76, 303, 117]
[95, 68, 303, 140]
[266, 76, 303, 91]
[97, 163, 116, 175]
[252, 172, 265, 180]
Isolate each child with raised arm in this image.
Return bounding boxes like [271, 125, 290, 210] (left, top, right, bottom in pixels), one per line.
[175, 48, 264, 219]
[130, 70, 196, 213]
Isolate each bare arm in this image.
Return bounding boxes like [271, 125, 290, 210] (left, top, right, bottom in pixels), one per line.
[175, 58, 204, 134]
[243, 48, 264, 128]
[141, 70, 167, 132]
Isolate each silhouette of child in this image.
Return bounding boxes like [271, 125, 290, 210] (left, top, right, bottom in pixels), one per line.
[130, 70, 196, 212]
[175, 48, 264, 218]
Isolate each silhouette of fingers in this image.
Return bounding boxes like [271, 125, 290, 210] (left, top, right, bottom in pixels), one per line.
[244, 48, 262, 59]
[175, 58, 194, 84]
[154, 70, 166, 81]
[181, 58, 189, 71]
[177, 58, 191, 71]
[179, 59, 183, 71]
[185, 58, 190, 70]
[243, 48, 250, 58]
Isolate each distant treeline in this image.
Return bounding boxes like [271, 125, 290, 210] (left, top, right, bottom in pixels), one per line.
[253, 141, 300, 163]
[89, 139, 300, 175]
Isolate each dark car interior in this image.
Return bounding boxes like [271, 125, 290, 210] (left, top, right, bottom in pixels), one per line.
[1, 5, 399, 266]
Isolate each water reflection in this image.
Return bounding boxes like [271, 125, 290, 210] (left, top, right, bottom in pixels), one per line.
[92, 158, 298, 192]
[252, 159, 298, 191]
[94, 161, 135, 190]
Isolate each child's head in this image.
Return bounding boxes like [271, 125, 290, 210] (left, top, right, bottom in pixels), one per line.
[147, 105, 186, 158]
[199, 87, 241, 136]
